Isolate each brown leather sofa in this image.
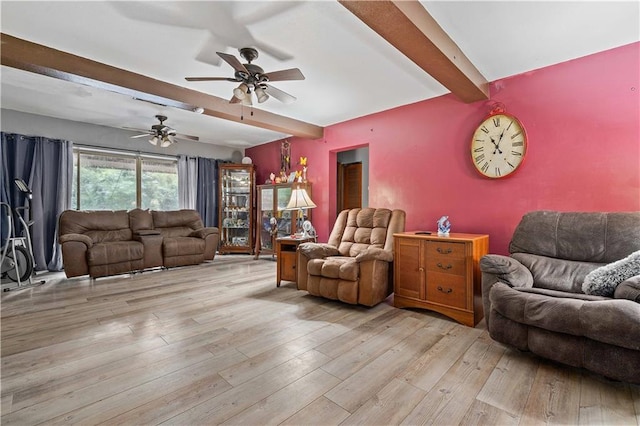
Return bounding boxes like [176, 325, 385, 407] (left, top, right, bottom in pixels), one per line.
[480, 211, 640, 384]
[59, 209, 219, 278]
[297, 207, 406, 306]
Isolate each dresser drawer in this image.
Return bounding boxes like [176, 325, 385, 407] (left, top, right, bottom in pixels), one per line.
[426, 272, 467, 309]
[426, 256, 466, 276]
[426, 241, 465, 258]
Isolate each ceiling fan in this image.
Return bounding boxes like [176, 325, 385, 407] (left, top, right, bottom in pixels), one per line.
[128, 115, 199, 148]
[185, 47, 305, 105]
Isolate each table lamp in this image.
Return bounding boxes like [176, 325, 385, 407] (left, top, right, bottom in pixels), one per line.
[285, 186, 317, 238]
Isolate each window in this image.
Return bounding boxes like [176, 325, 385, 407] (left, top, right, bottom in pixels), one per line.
[72, 148, 178, 210]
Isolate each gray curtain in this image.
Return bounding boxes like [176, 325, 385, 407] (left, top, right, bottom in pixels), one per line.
[1, 132, 73, 271]
[196, 157, 219, 228]
[177, 155, 198, 209]
[178, 155, 221, 228]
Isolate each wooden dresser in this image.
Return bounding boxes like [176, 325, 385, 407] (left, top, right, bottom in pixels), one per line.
[393, 232, 489, 327]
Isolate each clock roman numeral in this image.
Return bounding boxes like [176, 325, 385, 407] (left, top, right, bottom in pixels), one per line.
[481, 162, 489, 173]
[510, 131, 522, 139]
[507, 161, 515, 169]
[474, 153, 485, 163]
[493, 117, 500, 127]
[473, 146, 484, 152]
[481, 126, 489, 134]
[506, 120, 513, 131]
[512, 141, 524, 147]
[511, 151, 522, 156]
[495, 167, 501, 177]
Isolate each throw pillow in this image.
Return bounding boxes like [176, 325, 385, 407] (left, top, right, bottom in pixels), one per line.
[582, 250, 640, 297]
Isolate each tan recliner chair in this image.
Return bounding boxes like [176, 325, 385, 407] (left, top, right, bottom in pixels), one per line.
[297, 207, 406, 306]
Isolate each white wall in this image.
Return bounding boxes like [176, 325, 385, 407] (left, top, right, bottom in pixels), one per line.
[1, 109, 241, 159]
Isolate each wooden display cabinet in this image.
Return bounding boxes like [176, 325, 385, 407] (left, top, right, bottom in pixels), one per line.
[218, 164, 255, 254]
[393, 232, 489, 327]
[254, 182, 312, 259]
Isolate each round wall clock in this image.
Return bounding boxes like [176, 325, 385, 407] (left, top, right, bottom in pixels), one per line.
[471, 110, 527, 178]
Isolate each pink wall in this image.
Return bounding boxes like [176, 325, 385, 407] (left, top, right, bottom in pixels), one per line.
[247, 42, 640, 255]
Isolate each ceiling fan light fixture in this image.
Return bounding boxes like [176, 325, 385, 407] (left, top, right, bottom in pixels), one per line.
[255, 87, 269, 103]
[241, 94, 253, 106]
[233, 83, 249, 100]
[160, 135, 173, 148]
[149, 136, 159, 146]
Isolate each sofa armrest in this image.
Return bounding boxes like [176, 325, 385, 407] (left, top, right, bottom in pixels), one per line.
[480, 254, 534, 288]
[59, 233, 93, 248]
[355, 247, 394, 263]
[614, 275, 640, 303]
[298, 242, 341, 260]
[190, 227, 219, 239]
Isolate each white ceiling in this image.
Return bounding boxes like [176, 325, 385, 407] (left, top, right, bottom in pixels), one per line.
[1, 1, 638, 149]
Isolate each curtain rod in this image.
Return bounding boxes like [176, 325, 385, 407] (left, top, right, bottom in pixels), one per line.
[73, 144, 177, 161]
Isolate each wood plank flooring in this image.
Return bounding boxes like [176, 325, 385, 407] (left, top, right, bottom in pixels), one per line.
[1, 256, 639, 425]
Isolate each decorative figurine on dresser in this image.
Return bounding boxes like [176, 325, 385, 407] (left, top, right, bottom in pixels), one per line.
[218, 163, 255, 254]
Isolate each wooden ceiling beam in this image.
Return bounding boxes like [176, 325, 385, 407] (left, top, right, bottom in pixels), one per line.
[339, 0, 489, 103]
[0, 33, 324, 139]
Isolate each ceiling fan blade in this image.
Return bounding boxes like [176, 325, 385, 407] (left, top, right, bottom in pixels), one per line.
[265, 68, 305, 82]
[217, 52, 249, 74]
[185, 77, 238, 82]
[175, 133, 200, 142]
[264, 84, 296, 104]
[130, 133, 151, 139]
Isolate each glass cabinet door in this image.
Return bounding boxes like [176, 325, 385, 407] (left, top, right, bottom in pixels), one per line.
[219, 165, 254, 254]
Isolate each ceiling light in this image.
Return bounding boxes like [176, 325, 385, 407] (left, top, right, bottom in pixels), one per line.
[192, 106, 204, 114]
[233, 83, 249, 100]
[160, 135, 173, 148]
[241, 94, 253, 106]
[149, 136, 159, 146]
[255, 87, 269, 103]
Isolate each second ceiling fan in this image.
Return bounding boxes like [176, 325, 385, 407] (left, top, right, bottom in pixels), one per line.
[185, 47, 304, 105]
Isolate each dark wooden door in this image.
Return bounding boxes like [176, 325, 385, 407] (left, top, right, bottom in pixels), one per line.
[338, 162, 362, 211]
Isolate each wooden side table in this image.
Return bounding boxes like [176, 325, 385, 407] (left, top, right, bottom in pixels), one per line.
[393, 232, 489, 327]
[276, 237, 313, 287]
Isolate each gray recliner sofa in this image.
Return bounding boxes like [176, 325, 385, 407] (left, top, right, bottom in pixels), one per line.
[480, 210, 640, 384]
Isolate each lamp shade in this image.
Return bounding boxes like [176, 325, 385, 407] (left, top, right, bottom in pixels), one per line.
[286, 187, 317, 210]
[233, 83, 248, 100]
[149, 136, 159, 146]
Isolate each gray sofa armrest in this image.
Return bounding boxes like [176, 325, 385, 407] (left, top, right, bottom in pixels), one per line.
[355, 247, 394, 263]
[614, 275, 640, 303]
[480, 254, 534, 288]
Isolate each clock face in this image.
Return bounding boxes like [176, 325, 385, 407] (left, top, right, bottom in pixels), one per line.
[471, 113, 527, 178]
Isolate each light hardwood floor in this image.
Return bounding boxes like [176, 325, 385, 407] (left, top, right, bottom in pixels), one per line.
[1, 256, 639, 425]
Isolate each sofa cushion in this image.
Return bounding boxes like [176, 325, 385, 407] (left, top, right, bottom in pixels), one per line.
[307, 257, 359, 281]
[129, 208, 154, 232]
[582, 250, 640, 296]
[510, 211, 640, 263]
[337, 208, 391, 257]
[59, 210, 132, 243]
[490, 283, 640, 351]
[512, 253, 600, 293]
[87, 241, 144, 266]
[163, 237, 205, 257]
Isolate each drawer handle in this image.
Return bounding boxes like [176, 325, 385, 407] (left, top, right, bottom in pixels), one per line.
[418, 267, 425, 272]
[437, 247, 452, 254]
[437, 263, 452, 270]
[437, 286, 453, 294]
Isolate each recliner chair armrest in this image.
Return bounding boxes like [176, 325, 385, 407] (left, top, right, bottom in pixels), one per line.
[298, 242, 341, 259]
[190, 227, 219, 239]
[355, 247, 393, 263]
[59, 233, 93, 248]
